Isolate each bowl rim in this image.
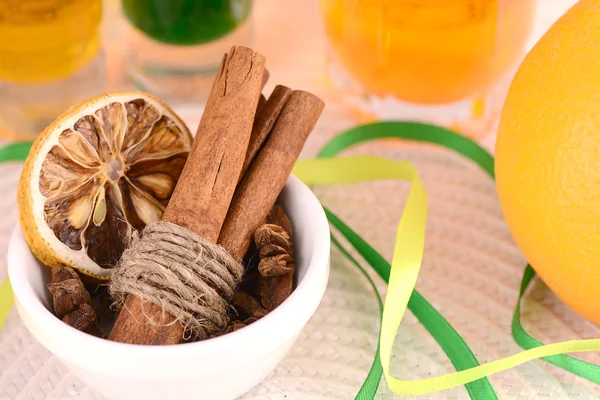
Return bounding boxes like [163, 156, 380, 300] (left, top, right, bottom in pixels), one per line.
[8, 174, 331, 362]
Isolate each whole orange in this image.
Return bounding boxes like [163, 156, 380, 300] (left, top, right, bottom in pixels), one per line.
[495, 0, 600, 325]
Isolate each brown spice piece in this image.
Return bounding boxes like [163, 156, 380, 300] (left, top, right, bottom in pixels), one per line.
[255, 224, 292, 254]
[259, 254, 294, 277]
[255, 204, 296, 311]
[254, 224, 294, 277]
[232, 291, 267, 320]
[62, 303, 104, 338]
[47, 265, 92, 318]
[47, 265, 104, 338]
[258, 272, 294, 311]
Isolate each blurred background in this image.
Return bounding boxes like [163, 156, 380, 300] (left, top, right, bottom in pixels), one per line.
[0, 0, 578, 147]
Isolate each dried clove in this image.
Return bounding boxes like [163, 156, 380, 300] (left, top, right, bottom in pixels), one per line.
[254, 224, 294, 276]
[255, 224, 292, 254]
[259, 253, 294, 277]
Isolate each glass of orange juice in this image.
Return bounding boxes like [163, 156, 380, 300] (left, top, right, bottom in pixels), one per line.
[319, 0, 537, 138]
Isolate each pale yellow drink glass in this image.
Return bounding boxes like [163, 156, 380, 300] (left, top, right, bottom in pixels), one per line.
[0, 0, 105, 140]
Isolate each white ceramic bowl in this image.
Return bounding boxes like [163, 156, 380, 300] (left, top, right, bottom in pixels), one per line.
[7, 175, 330, 400]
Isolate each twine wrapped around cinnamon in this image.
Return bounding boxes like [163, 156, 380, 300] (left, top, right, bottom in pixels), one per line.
[106, 46, 324, 345]
[109, 221, 244, 339]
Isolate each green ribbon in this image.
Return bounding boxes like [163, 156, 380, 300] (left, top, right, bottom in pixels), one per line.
[0, 142, 32, 332]
[512, 265, 600, 383]
[1, 122, 599, 399]
[0, 142, 35, 163]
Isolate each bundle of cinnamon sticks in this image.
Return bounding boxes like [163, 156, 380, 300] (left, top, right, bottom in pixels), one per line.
[107, 46, 324, 345]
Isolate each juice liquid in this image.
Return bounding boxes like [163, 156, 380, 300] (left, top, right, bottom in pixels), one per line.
[320, 0, 536, 105]
[0, 0, 102, 84]
[122, 0, 252, 45]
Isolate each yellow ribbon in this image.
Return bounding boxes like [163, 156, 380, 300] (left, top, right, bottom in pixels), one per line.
[293, 156, 600, 395]
[0, 278, 13, 329]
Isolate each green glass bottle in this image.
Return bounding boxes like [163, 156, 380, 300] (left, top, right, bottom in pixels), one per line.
[122, 0, 253, 100]
[122, 0, 252, 45]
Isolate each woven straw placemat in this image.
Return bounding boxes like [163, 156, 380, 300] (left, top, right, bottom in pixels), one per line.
[2, 102, 600, 399]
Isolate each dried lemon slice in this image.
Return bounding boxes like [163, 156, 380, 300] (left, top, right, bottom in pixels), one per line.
[18, 91, 193, 280]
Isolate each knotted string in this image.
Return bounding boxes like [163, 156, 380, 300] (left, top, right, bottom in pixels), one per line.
[108, 221, 245, 339]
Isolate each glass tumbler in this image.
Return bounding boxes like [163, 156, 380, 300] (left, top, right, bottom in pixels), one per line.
[122, 0, 253, 102]
[0, 0, 106, 140]
[319, 0, 537, 138]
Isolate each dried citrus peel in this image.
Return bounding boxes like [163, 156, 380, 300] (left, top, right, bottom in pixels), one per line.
[18, 91, 193, 280]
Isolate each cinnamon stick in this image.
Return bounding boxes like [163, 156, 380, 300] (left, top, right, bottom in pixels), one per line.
[261, 69, 270, 90]
[108, 46, 266, 345]
[257, 94, 267, 112]
[256, 69, 270, 112]
[218, 90, 324, 261]
[240, 85, 292, 179]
